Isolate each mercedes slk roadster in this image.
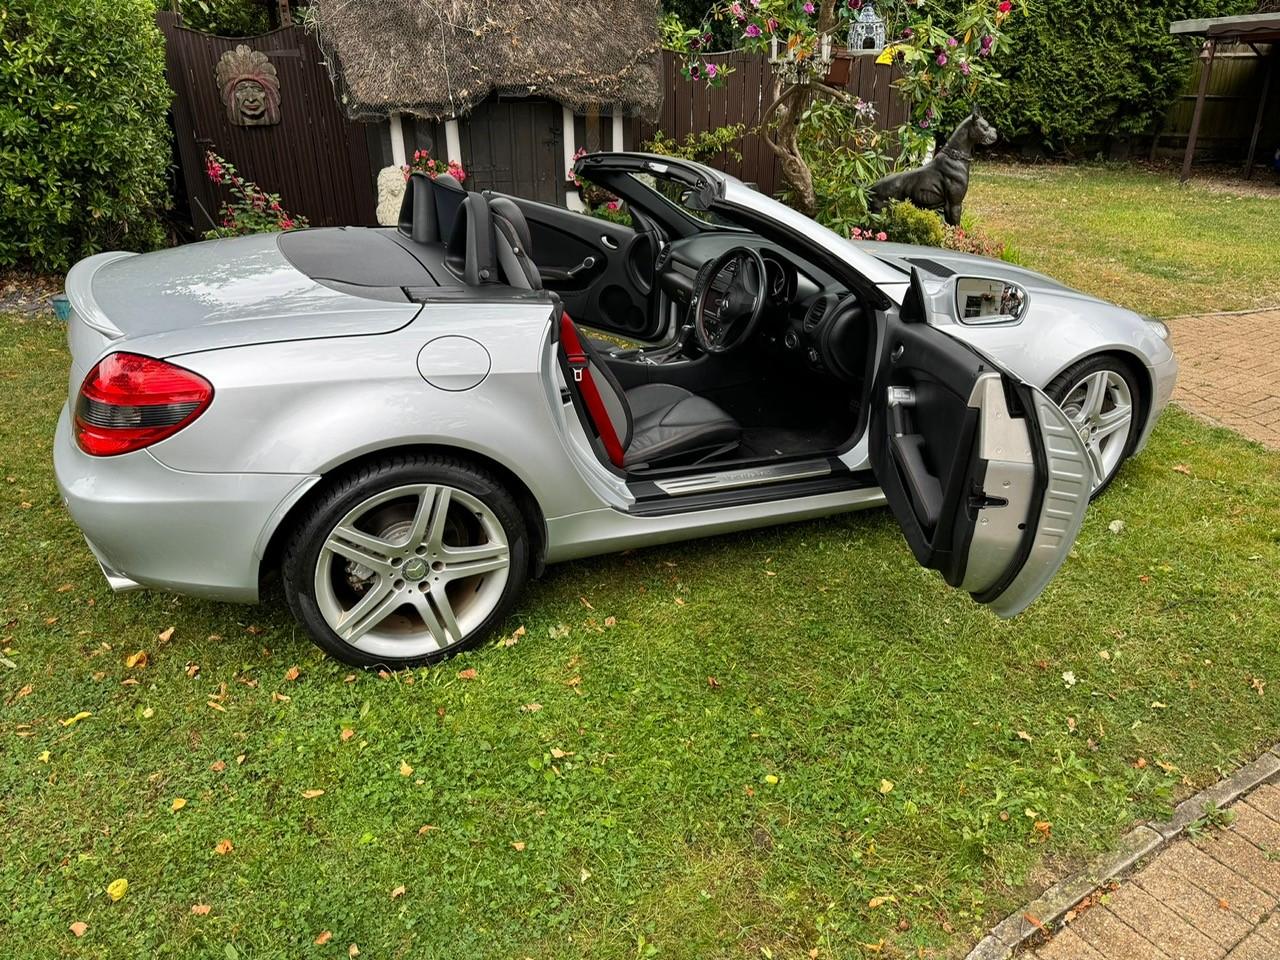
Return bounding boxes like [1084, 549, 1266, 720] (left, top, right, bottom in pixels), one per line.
[54, 152, 1177, 668]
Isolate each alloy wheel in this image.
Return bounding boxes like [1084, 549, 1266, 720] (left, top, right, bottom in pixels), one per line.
[1058, 369, 1134, 492]
[312, 483, 510, 659]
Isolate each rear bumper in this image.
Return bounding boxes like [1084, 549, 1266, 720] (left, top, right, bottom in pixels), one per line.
[53, 405, 317, 603]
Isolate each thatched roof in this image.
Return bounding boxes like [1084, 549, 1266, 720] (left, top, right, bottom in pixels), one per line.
[308, 0, 663, 121]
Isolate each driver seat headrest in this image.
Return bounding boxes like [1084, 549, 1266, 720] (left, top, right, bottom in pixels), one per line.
[445, 192, 497, 286]
[488, 195, 542, 291]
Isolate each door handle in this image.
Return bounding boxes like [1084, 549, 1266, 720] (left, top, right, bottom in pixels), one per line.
[601, 235, 619, 250]
[566, 256, 597, 278]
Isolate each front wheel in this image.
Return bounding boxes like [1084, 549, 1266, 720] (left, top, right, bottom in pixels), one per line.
[282, 455, 529, 668]
[1046, 356, 1142, 498]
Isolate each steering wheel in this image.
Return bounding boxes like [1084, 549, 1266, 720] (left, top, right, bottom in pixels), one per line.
[692, 246, 769, 355]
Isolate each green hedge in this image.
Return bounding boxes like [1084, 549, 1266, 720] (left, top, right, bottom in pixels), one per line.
[976, 0, 1254, 149]
[0, 0, 172, 271]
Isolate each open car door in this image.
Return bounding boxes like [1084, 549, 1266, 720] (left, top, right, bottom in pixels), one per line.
[870, 269, 1092, 617]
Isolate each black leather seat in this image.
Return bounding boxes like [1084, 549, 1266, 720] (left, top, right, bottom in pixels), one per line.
[486, 196, 741, 469]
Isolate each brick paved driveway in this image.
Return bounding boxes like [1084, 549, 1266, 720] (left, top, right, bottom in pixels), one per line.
[1167, 310, 1280, 450]
[1034, 784, 1280, 960]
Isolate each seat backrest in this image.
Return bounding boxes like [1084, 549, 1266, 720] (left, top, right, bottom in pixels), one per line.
[488, 196, 542, 291]
[559, 313, 632, 466]
[444, 192, 497, 285]
[396, 171, 440, 244]
[432, 173, 468, 245]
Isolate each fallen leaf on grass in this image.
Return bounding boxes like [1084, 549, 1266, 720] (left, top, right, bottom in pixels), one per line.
[314, 931, 332, 946]
[1133, 757, 1148, 769]
[1173, 464, 1192, 476]
[348, 945, 360, 958]
[457, 668, 478, 680]
[302, 789, 324, 799]
[399, 760, 414, 777]
[191, 904, 211, 916]
[141, 706, 155, 719]
[390, 885, 405, 899]
[106, 878, 128, 901]
[501, 625, 526, 647]
[15, 684, 32, 700]
[674, 597, 685, 606]
[283, 665, 300, 682]
[38, 750, 50, 763]
[206, 700, 226, 712]
[878, 779, 894, 795]
[1107, 519, 1126, 534]
[511, 841, 525, 851]
[340, 728, 355, 742]
[1250, 676, 1266, 697]
[69, 922, 87, 938]
[603, 616, 617, 627]
[520, 703, 542, 713]
[1016, 730, 1034, 743]
[157, 626, 175, 642]
[565, 675, 582, 689]
[171, 797, 187, 812]
[210, 759, 226, 773]
[1032, 821, 1052, 843]
[868, 895, 897, 909]
[1062, 671, 1077, 688]
[271, 692, 290, 703]
[707, 676, 721, 689]
[213, 839, 233, 855]
[550, 747, 574, 759]
[417, 824, 436, 835]
[61, 711, 92, 727]
[123, 650, 148, 669]
[579, 596, 594, 610]
[121, 677, 139, 687]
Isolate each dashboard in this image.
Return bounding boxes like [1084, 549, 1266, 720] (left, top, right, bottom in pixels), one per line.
[656, 233, 870, 382]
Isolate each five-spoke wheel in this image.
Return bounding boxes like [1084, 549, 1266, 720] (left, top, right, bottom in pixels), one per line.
[1046, 356, 1141, 497]
[284, 457, 528, 668]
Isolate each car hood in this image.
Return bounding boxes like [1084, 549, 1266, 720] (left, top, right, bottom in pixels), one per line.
[66, 233, 420, 356]
[862, 242, 1110, 303]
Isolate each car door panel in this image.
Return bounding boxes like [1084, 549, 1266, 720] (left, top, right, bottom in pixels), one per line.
[494, 194, 662, 341]
[870, 269, 1090, 617]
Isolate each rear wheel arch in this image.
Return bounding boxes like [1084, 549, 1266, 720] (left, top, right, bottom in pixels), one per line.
[259, 444, 547, 594]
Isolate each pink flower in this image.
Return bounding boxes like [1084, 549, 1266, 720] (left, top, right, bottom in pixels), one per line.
[606, 200, 620, 211]
[803, 1, 815, 11]
[852, 227, 863, 238]
[279, 218, 295, 230]
[960, 61, 972, 76]
[947, 37, 958, 47]
[876, 231, 888, 241]
[744, 23, 761, 37]
[705, 62, 718, 78]
[936, 52, 948, 66]
[998, 0, 1012, 12]
[729, 2, 744, 18]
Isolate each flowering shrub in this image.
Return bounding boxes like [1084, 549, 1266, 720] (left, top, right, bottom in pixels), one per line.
[401, 149, 466, 184]
[943, 223, 1005, 259]
[644, 124, 746, 164]
[203, 152, 308, 239]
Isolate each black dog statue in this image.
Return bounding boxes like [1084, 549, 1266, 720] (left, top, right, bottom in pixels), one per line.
[868, 108, 998, 226]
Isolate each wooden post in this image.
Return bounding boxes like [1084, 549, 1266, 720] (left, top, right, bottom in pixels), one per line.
[1181, 38, 1216, 182]
[276, 0, 292, 27]
[1244, 46, 1275, 180]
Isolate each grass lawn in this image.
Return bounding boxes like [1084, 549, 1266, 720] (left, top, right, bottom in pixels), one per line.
[3, 172, 1280, 957]
[967, 162, 1280, 318]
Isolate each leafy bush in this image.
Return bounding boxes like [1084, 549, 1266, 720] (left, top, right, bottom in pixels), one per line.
[171, 0, 272, 36]
[0, 0, 171, 271]
[644, 124, 746, 164]
[968, 0, 1253, 148]
[793, 97, 893, 237]
[884, 201, 947, 247]
[943, 223, 1005, 259]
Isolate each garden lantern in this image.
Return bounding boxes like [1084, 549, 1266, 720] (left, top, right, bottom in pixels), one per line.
[849, 3, 886, 52]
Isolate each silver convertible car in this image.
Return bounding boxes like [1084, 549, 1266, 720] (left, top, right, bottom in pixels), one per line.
[54, 152, 1177, 667]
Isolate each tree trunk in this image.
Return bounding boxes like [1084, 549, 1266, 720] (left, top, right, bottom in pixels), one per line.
[757, 0, 838, 216]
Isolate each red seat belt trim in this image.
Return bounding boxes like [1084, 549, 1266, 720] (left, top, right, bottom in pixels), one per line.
[560, 312, 626, 467]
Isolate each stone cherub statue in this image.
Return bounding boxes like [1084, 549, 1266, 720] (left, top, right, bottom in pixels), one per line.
[215, 45, 282, 126]
[869, 107, 998, 226]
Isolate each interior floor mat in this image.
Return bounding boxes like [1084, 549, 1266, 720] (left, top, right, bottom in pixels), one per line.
[737, 423, 853, 459]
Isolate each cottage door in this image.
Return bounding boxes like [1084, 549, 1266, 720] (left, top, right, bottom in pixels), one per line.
[457, 97, 567, 206]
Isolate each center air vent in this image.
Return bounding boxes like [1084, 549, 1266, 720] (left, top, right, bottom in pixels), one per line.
[804, 294, 839, 331]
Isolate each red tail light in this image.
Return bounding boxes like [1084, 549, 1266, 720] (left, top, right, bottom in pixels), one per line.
[74, 353, 213, 456]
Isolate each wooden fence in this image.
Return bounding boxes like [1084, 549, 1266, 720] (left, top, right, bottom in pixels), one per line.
[159, 12, 376, 231]
[635, 49, 908, 196]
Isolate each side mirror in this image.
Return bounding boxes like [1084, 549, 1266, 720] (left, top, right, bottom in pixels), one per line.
[955, 277, 1028, 325]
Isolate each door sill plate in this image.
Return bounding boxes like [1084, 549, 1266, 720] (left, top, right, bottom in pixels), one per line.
[649, 459, 832, 497]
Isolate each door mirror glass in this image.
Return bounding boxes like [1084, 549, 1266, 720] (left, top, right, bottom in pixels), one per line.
[955, 277, 1028, 324]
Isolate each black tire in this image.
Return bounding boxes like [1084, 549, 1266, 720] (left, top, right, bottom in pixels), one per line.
[282, 454, 529, 669]
[1045, 354, 1143, 499]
